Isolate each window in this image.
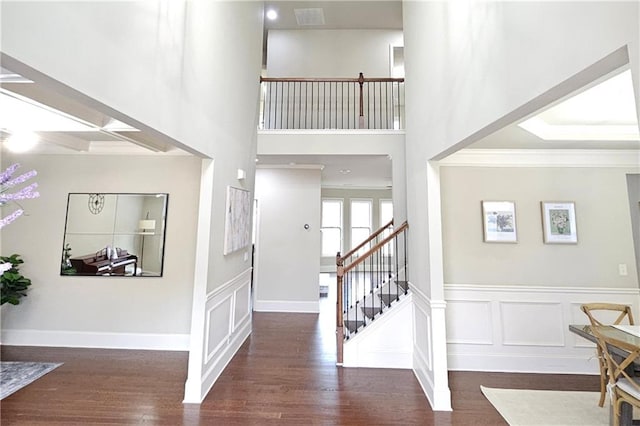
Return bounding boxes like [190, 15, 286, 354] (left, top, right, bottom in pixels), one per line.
[380, 199, 393, 227]
[321, 199, 343, 257]
[351, 199, 372, 250]
[380, 199, 394, 255]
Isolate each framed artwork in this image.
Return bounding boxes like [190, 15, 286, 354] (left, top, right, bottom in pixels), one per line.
[224, 186, 252, 255]
[481, 201, 517, 243]
[541, 201, 577, 244]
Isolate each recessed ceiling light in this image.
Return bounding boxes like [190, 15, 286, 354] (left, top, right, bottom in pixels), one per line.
[5, 130, 40, 153]
[339, 169, 351, 174]
[266, 9, 278, 20]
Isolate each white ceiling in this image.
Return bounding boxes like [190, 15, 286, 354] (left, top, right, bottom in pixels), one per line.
[263, 1, 403, 30]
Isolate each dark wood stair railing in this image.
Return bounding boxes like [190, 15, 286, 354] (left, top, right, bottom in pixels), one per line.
[336, 220, 409, 365]
[259, 73, 405, 130]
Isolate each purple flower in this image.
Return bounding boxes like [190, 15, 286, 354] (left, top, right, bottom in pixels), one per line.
[2, 170, 37, 190]
[0, 164, 20, 185]
[0, 209, 24, 229]
[0, 183, 39, 202]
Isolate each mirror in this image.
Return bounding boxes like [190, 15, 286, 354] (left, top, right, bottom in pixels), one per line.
[61, 193, 168, 277]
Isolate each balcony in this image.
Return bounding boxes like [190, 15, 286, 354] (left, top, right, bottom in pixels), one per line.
[259, 73, 405, 131]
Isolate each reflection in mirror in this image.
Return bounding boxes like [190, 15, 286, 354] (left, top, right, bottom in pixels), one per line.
[61, 193, 168, 277]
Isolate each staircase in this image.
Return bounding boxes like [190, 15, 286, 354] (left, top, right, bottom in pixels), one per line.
[336, 220, 409, 365]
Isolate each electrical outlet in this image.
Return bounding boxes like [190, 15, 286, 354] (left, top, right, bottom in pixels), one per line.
[244, 251, 249, 262]
[618, 263, 628, 276]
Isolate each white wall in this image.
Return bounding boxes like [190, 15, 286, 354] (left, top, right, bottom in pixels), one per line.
[403, 0, 639, 411]
[267, 29, 403, 78]
[441, 166, 639, 288]
[0, 154, 201, 348]
[254, 167, 321, 312]
[1, 0, 264, 404]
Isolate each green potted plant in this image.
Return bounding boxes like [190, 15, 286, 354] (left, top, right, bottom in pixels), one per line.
[0, 254, 32, 305]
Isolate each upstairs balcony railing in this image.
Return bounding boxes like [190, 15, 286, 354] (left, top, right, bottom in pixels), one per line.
[259, 73, 405, 130]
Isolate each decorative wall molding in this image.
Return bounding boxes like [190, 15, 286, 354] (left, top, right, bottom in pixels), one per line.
[445, 283, 640, 374]
[0, 329, 189, 350]
[253, 300, 320, 313]
[411, 285, 453, 411]
[195, 269, 253, 403]
[439, 148, 640, 168]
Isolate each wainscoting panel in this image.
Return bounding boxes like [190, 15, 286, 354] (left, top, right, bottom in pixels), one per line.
[446, 300, 493, 345]
[199, 269, 253, 399]
[500, 301, 564, 347]
[204, 295, 233, 364]
[445, 284, 640, 374]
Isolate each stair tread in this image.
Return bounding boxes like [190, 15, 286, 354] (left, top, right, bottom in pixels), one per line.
[344, 319, 365, 333]
[362, 306, 383, 319]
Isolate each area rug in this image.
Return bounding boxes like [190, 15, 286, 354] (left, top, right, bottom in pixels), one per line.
[0, 361, 62, 399]
[481, 386, 608, 426]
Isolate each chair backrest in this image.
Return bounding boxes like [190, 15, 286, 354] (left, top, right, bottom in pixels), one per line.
[581, 303, 635, 327]
[592, 327, 640, 390]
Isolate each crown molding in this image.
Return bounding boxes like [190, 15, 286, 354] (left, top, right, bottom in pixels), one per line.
[438, 149, 640, 168]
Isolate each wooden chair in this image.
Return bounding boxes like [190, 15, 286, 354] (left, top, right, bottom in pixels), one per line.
[591, 327, 640, 426]
[580, 303, 635, 407]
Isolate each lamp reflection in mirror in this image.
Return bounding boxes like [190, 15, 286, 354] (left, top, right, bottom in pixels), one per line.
[138, 218, 156, 276]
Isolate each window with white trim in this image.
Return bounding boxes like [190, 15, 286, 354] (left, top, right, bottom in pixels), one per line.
[350, 199, 372, 251]
[321, 199, 343, 257]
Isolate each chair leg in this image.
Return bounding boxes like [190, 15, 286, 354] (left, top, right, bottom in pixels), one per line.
[597, 347, 606, 408]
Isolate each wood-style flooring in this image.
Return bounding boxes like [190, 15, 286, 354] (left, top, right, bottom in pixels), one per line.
[1, 302, 599, 425]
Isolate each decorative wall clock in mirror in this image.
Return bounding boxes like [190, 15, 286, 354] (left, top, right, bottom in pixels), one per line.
[61, 193, 168, 277]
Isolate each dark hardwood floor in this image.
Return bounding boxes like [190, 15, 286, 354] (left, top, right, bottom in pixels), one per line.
[1, 298, 599, 425]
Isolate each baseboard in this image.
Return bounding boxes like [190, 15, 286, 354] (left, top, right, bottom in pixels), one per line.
[0, 329, 190, 350]
[253, 300, 319, 313]
[447, 352, 600, 375]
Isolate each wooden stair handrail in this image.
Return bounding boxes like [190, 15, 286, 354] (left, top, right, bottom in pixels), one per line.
[259, 76, 405, 83]
[341, 221, 408, 275]
[339, 219, 394, 261]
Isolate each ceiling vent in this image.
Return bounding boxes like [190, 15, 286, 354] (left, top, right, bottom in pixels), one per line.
[294, 8, 325, 26]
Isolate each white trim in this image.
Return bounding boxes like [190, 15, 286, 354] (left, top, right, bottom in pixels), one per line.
[445, 283, 640, 374]
[253, 300, 320, 313]
[206, 268, 253, 301]
[446, 283, 640, 295]
[184, 159, 215, 403]
[0, 329, 189, 350]
[439, 148, 640, 168]
[203, 294, 234, 364]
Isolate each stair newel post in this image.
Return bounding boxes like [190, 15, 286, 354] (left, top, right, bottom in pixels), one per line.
[336, 252, 344, 365]
[403, 227, 409, 294]
[357, 72, 365, 129]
